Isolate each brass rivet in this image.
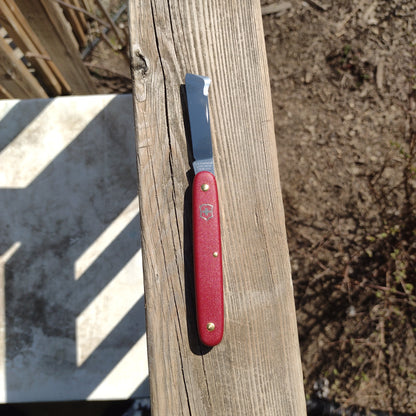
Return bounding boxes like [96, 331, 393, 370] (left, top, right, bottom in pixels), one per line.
[201, 183, 209, 191]
[207, 322, 215, 331]
[213, 252, 218, 257]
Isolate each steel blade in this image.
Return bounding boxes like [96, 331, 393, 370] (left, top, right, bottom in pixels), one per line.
[185, 73, 214, 174]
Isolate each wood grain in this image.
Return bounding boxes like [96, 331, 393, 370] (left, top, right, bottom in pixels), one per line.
[15, 0, 95, 94]
[0, 84, 13, 99]
[71, 0, 88, 32]
[0, 33, 47, 98]
[62, 0, 87, 48]
[5, 0, 72, 95]
[129, 1, 306, 414]
[0, 0, 62, 96]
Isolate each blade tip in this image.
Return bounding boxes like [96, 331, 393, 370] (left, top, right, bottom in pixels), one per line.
[185, 73, 211, 95]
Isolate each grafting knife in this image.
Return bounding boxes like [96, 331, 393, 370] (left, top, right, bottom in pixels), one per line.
[185, 73, 224, 347]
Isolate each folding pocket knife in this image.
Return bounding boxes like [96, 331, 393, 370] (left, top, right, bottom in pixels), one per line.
[185, 73, 224, 347]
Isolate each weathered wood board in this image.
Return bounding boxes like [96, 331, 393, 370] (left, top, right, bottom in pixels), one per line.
[129, 1, 306, 414]
[0, 0, 62, 96]
[0, 33, 47, 99]
[15, 0, 95, 95]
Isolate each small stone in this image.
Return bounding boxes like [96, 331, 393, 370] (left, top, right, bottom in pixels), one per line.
[304, 71, 313, 84]
[347, 305, 357, 317]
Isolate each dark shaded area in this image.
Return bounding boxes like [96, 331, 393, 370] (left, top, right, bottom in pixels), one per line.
[0, 399, 150, 416]
[0, 100, 51, 152]
[307, 398, 416, 416]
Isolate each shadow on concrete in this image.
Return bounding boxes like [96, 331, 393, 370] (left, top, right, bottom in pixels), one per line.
[0, 95, 149, 402]
[0, 99, 51, 153]
[0, 398, 151, 416]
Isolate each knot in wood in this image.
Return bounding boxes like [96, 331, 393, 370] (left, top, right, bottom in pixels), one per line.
[132, 50, 149, 76]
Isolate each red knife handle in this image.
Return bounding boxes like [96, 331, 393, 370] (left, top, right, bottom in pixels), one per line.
[192, 170, 224, 346]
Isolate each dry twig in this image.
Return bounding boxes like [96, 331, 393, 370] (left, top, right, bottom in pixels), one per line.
[50, 0, 110, 29]
[84, 62, 131, 80]
[261, 2, 292, 16]
[303, 0, 328, 12]
[93, 0, 125, 47]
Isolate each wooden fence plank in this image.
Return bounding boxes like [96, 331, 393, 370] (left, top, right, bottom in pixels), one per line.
[14, 0, 96, 94]
[80, 0, 93, 12]
[0, 84, 13, 99]
[63, 0, 87, 48]
[0, 1, 62, 96]
[71, 0, 88, 32]
[4, 0, 72, 95]
[129, 1, 306, 415]
[0, 33, 47, 98]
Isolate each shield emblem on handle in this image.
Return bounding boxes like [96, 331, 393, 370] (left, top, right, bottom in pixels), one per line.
[199, 204, 213, 221]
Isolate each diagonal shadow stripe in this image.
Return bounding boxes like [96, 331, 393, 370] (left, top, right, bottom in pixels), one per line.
[129, 377, 150, 400]
[1, 94, 144, 402]
[74, 213, 141, 314]
[77, 297, 147, 397]
[0, 99, 51, 153]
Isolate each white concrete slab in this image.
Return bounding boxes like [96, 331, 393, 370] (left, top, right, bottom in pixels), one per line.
[0, 95, 148, 402]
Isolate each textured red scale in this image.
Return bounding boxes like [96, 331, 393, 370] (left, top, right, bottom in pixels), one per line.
[192, 171, 224, 346]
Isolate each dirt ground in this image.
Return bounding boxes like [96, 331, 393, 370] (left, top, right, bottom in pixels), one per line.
[262, 0, 416, 413]
[83, 0, 132, 95]
[87, 0, 416, 413]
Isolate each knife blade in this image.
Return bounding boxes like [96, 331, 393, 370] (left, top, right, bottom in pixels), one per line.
[185, 73, 224, 347]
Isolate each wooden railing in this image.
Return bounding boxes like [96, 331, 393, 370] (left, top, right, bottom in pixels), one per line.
[129, 1, 307, 414]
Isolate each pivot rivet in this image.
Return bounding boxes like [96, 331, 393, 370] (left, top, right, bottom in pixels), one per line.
[201, 184, 209, 191]
[207, 322, 215, 331]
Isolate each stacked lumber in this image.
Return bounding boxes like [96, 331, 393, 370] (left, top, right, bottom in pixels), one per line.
[0, 0, 69, 97]
[0, 0, 130, 98]
[0, 0, 96, 98]
[61, 0, 89, 48]
[0, 27, 47, 99]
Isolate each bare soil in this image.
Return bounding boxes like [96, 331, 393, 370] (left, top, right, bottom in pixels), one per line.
[262, 0, 416, 412]
[83, 0, 132, 95]
[88, 0, 416, 413]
